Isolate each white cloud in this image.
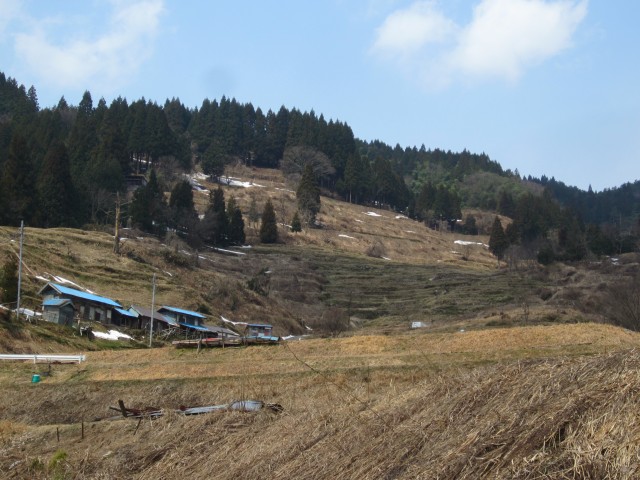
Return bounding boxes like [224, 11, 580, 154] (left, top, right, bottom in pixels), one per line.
[371, 0, 588, 87]
[13, 0, 164, 92]
[372, 1, 457, 58]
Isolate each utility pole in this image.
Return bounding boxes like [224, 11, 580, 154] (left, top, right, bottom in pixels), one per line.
[149, 273, 156, 347]
[113, 192, 121, 254]
[16, 220, 24, 321]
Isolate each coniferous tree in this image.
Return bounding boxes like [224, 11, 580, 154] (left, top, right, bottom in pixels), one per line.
[296, 163, 321, 225]
[0, 257, 18, 308]
[169, 180, 198, 238]
[199, 186, 228, 245]
[130, 169, 167, 234]
[290, 211, 302, 232]
[36, 141, 75, 227]
[341, 153, 367, 203]
[259, 199, 278, 243]
[68, 90, 97, 181]
[497, 190, 516, 218]
[227, 196, 246, 245]
[26, 85, 39, 112]
[489, 216, 509, 263]
[128, 99, 147, 171]
[201, 146, 225, 180]
[0, 133, 36, 225]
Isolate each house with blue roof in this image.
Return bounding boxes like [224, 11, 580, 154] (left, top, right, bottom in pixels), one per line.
[158, 305, 224, 338]
[158, 306, 206, 327]
[158, 306, 239, 340]
[39, 282, 121, 325]
[112, 307, 140, 329]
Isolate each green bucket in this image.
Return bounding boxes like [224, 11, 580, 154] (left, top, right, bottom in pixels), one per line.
[31, 374, 41, 383]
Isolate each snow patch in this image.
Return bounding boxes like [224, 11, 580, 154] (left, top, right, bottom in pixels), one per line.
[395, 215, 408, 220]
[339, 234, 356, 240]
[185, 174, 208, 192]
[454, 240, 488, 248]
[221, 315, 247, 327]
[221, 176, 265, 188]
[214, 248, 246, 256]
[93, 330, 133, 341]
[47, 274, 89, 291]
[282, 334, 311, 341]
[275, 187, 296, 194]
[364, 211, 382, 217]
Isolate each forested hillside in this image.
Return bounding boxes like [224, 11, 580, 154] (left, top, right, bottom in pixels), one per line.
[0, 71, 638, 262]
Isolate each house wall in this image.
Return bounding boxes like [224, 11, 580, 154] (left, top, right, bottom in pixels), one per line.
[79, 304, 112, 323]
[43, 306, 74, 326]
[162, 311, 203, 326]
[42, 308, 59, 324]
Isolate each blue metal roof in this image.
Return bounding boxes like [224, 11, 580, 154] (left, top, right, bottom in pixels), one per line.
[45, 283, 121, 308]
[115, 308, 137, 318]
[160, 306, 206, 318]
[179, 322, 210, 332]
[43, 298, 73, 307]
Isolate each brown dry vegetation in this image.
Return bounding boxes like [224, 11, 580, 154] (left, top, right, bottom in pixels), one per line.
[1, 324, 640, 479]
[2, 166, 633, 335]
[1, 166, 640, 478]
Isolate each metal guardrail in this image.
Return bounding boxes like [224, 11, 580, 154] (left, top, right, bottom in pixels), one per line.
[0, 354, 86, 364]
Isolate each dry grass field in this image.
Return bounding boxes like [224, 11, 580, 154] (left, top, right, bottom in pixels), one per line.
[1, 323, 640, 479]
[1, 165, 640, 478]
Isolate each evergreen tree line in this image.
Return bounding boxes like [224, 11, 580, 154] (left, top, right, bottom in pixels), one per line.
[489, 190, 639, 263]
[0, 70, 637, 260]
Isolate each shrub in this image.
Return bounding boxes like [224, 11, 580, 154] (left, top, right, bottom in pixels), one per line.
[366, 240, 386, 259]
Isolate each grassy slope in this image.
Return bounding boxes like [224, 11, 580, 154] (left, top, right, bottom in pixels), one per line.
[1, 166, 639, 478]
[0, 323, 639, 478]
[0, 165, 621, 337]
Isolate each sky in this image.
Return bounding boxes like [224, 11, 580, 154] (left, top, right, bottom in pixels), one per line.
[1, 0, 638, 191]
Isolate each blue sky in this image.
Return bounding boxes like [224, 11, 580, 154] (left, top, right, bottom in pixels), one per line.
[1, 0, 638, 191]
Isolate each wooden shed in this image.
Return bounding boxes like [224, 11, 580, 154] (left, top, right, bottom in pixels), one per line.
[129, 305, 177, 332]
[42, 299, 75, 326]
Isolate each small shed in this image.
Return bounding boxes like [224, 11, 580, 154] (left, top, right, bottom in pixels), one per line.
[42, 299, 75, 326]
[244, 323, 279, 343]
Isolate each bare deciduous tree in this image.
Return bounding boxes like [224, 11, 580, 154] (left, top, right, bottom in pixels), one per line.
[281, 146, 335, 188]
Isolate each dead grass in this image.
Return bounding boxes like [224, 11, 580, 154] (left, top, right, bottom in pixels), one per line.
[1, 166, 626, 335]
[1, 324, 640, 478]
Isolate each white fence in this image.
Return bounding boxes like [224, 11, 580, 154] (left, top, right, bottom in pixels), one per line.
[0, 354, 86, 364]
